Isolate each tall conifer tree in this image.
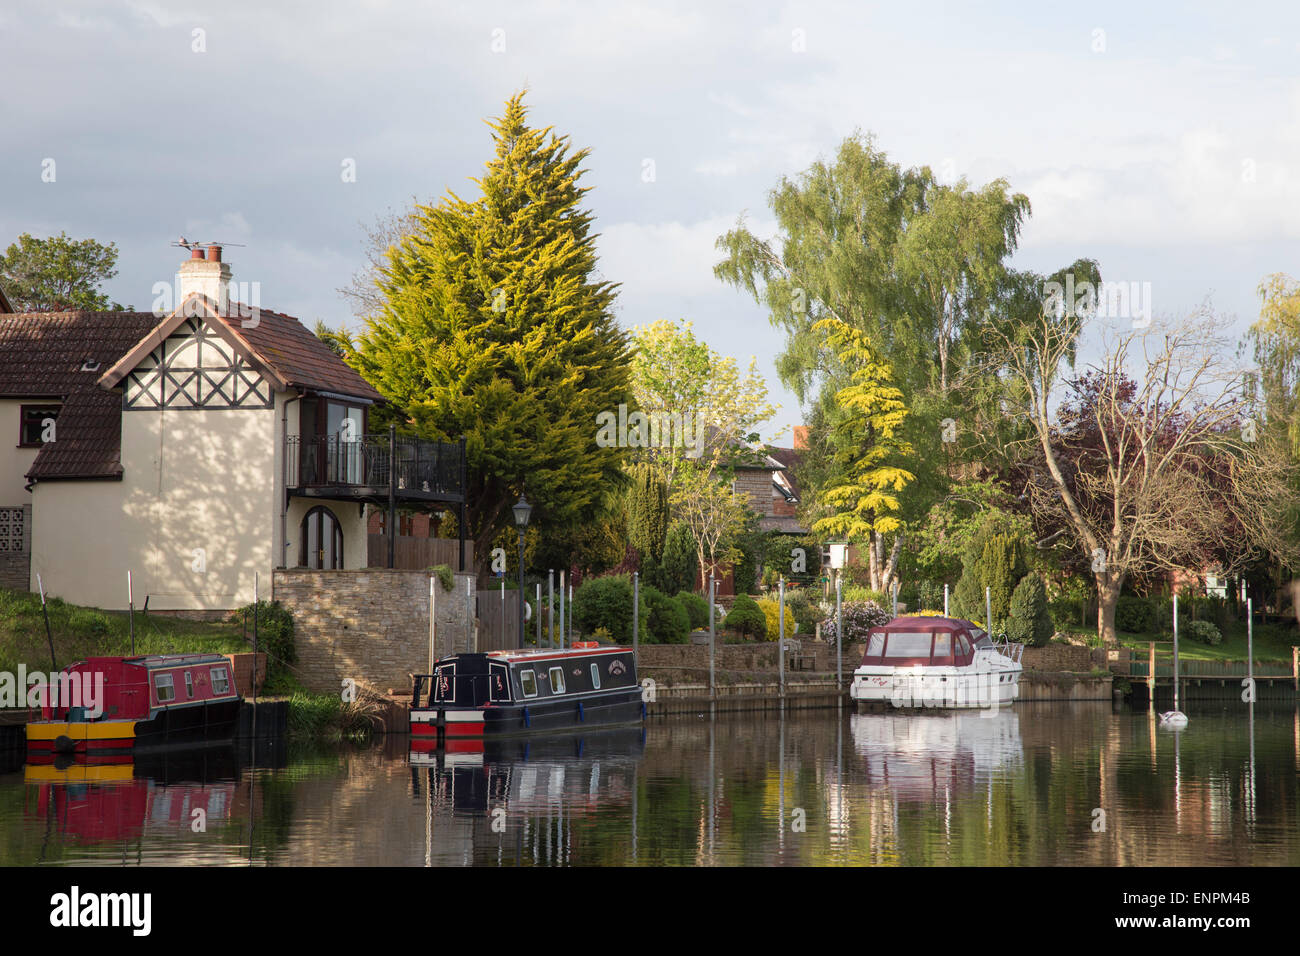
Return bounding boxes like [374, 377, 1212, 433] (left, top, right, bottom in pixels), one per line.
[343, 92, 632, 576]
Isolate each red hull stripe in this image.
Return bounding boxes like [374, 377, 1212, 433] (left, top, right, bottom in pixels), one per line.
[444, 723, 485, 736]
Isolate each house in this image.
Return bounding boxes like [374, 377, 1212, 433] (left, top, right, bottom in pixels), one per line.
[0, 245, 466, 612]
[713, 426, 812, 594]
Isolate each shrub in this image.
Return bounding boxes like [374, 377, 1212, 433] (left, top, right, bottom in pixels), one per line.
[571, 575, 644, 644]
[642, 585, 690, 644]
[724, 593, 767, 639]
[915, 579, 945, 614]
[821, 601, 891, 643]
[784, 588, 822, 633]
[1007, 574, 1054, 647]
[1184, 619, 1222, 646]
[755, 597, 797, 641]
[841, 584, 887, 604]
[655, 522, 698, 595]
[1114, 595, 1155, 634]
[674, 591, 710, 630]
[230, 600, 295, 686]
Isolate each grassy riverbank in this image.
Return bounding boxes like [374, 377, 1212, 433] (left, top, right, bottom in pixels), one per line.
[0, 587, 247, 674]
[1056, 619, 1298, 663]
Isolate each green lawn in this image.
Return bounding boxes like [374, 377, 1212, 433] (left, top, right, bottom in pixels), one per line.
[0, 586, 249, 674]
[1058, 618, 1298, 663]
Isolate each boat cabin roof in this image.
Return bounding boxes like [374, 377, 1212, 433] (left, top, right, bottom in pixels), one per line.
[873, 615, 983, 636]
[78, 654, 231, 671]
[482, 646, 628, 666]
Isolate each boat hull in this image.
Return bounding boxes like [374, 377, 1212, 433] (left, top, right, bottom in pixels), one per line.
[410, 687, 644, 752]
[26, 698, 243, 762]
[851, 665, 1021, 710]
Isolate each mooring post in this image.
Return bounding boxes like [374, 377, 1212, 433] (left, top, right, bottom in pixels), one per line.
[126, 570, 135, 658]
[835, 575, 843, 693]
[1148, 641, 1156, 701]
[632, 571, 639, 665]
[428, 576, 436, 672]
[1172, 594, 1180, 713]
[536, 583, 541, 647]
[985, 586, 992, 635]
[779, 576, 786, 700]
[1247, 598, 1254, 692]
[708, 574, 716, 700]
[466, 576, 475, 653]
[547, 570, 554, 648]
[1293, 646, 1298, 693]
[38, 573, 55, 671]
[559, 570, 566, 650]
[944, 583, 950, 617]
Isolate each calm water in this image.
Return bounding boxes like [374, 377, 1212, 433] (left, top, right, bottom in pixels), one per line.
[2, 702, 1297, 866]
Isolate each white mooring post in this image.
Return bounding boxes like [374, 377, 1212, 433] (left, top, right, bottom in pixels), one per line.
[1172, 594, 1180, 713]
[985, 586, 992, 636]
[708, 575, 716, 699]
[835, 576, 843, 692]
[559, 571, 566, 650]
[536, 583, 542, 646]
[466, 576, 475, 653]
[779, 576, 786, 700]
[428, 576, 436, 672]
[548, 569, 554, 648]
[944, 583, 950, 617]
[1248, 597, 1254, 691]
[633, 571, 639, 663]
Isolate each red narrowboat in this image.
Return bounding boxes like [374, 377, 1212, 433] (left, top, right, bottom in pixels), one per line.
[26, 654, 243, 762]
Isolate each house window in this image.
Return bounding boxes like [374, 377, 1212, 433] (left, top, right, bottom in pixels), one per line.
[19, 405, 59, 447]
[549, 667, 566, 695]
[301, 506, 344, 569]
[155, 673, 175, 703]
[211, 667, 230, 695]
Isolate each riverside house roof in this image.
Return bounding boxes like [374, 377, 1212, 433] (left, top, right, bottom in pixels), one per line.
[3, 294, 382, 483]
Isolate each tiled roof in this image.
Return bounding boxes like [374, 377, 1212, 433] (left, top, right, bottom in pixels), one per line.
[0, 311, 160, 480]
[228, 303, 382, 402]
[4, 299, 384, 481]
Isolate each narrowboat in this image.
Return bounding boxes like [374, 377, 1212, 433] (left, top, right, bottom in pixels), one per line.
[26, 654, 243, 762]
[410, 643, 643, 752]
[849, 616, 1023, 710]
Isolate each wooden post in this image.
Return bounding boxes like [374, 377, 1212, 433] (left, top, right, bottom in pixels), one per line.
[1148, 641, 1156, 700]
[387, 424, 397, 570]
[835, 576, 843, 692]
[1172, 594, 1180, 713]
[1292, 646, 1298, 693]
[708, 575, 716, 699]
[428, 576, 436, 672]
[632, 571, 639, 665]
[1247, 597, 1254, 692]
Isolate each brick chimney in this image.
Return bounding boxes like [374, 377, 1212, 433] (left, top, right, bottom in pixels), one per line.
[793, 425, 809, 450]
[178, 244, 230, 315]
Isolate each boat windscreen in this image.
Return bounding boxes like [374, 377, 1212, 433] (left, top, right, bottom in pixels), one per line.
[883, 633, 935, 657]
[866, 633, 885, 656]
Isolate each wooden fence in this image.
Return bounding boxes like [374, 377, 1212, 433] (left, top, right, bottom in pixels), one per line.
[367, 534, 463, 571]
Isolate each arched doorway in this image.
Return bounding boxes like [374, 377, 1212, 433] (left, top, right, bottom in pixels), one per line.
[301, 506, 344, 569]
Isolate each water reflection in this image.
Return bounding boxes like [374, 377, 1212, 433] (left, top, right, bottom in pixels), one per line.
[1, 704, 1297, 866]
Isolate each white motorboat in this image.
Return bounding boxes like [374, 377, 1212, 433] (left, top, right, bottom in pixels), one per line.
[849, 616, 1023, 710]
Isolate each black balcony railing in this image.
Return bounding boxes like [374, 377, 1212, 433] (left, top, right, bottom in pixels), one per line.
[285, 432, 465, 502]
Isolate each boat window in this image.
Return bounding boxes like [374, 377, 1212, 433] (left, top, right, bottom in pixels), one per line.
[155, 673, 175, 702]
[520, 669, 538, 698]
[883, 633, 935, 658]
[211, 667, 230, 694]
[956, 635, 970, 657]
[932, 634, 951, 657]
[866, 633, 885, 657]
[549, 667, 566, 694]
[184, 671, 194, 698]
[591, 663, 601, 689]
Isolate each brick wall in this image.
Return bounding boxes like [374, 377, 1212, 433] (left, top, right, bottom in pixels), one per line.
[273, 568, 477, 695]
[223, 652, 266, 695]
[1022, 643, 1101, 672]
[732, 469, 773, 515]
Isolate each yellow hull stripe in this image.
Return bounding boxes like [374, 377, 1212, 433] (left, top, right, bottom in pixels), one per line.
[25, 763, 134, 784]
[26, 721, 137, 742]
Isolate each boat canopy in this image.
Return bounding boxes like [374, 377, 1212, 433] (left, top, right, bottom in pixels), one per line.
[860, 616, 990, 667]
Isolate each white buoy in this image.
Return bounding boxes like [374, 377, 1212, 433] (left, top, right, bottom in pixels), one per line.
[1160, 711, 1188, 728]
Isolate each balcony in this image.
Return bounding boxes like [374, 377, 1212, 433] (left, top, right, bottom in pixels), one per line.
[284, 432, 465, 504]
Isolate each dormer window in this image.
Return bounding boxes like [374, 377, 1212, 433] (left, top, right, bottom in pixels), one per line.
[19, 405, 59, 447]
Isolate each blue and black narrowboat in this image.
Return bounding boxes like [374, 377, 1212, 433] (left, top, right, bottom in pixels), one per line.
[410, 643, 643, 753]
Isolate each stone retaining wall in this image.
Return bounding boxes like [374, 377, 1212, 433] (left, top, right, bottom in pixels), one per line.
[273, 569, 476, 695]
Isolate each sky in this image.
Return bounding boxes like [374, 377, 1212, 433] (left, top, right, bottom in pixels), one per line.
[4, 1, 1299, 440]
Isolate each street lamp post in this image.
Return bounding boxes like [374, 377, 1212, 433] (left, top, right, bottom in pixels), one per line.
[512, 493, 532, 649]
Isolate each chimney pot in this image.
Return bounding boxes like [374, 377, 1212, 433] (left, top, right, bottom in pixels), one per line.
[190, 247, 204, 260]
[206, 244, 222, 263]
